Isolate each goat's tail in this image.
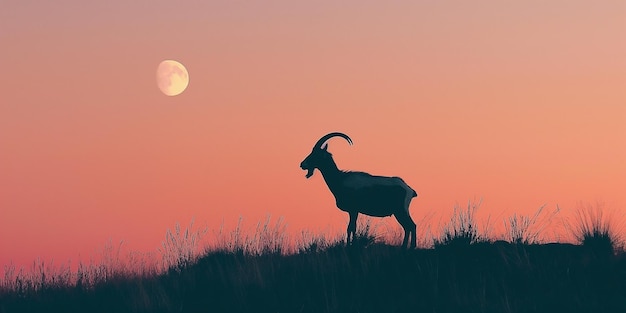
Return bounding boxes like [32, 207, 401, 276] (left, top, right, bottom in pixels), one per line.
[410, 188, 417, 198]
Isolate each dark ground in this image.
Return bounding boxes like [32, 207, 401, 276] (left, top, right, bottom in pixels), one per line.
[1, 240, 625, 313]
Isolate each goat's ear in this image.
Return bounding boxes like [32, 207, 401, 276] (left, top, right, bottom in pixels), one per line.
[321, 144, 328, 151]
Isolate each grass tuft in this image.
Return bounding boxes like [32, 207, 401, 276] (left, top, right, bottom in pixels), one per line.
[569, 203, 622, 257]
[351, 218, 378, 248]
[435, 199, 485, 247]
[159, 219, 208, 272]
[505, 204, 560, 244]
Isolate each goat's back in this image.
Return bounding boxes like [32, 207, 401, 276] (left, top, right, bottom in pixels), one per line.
[333, 172, 415, 216]
[342, 172, 414, 191]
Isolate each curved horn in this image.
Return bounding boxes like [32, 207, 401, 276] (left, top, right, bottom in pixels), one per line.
[313, 132, 353, 149]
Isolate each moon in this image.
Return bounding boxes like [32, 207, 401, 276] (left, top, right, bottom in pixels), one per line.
[156, 60, 189, 96]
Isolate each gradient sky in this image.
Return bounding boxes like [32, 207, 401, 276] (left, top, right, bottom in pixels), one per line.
[1, 1, 625, 269]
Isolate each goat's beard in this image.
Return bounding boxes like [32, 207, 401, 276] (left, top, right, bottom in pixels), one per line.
[305, 169, 314, 179]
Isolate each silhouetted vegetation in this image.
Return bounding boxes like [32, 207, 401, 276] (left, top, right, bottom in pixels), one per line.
[1, 204, 625, 313]
[568, 203, 623, 258]
[434, 200, 485, 247]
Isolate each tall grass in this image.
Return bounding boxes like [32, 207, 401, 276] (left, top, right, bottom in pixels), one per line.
[435, 199, 489, 246]
[568, 202, 623, 256]
[211, 216, 290, 256]
[159, 219, 208, 272]
[2, 204, 626, 313]
[504, 204, 561, 244]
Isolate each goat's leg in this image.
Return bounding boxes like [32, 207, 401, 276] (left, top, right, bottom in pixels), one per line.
[410, 221, 417, 249]
[402, 229, 410, 249]
[395, 212, 417, 249]
[347, 212, 358, 246]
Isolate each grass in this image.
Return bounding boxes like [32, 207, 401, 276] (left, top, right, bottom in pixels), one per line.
[160, 219, 208, 272]
[435, 199, 486, 247]
[568, 203, 624, 257]
[1, 203, 625, 313]
[504, 204, 561, 244]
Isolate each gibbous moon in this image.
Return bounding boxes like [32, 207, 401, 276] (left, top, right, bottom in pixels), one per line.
[156, 60, 189, 96]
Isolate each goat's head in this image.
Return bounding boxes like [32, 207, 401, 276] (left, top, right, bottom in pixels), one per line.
[300, 132, 353, 179]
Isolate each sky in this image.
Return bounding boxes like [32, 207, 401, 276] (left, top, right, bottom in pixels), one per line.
[1, 1, 625, 269]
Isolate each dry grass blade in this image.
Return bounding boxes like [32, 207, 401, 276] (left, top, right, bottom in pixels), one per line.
[505, 204, 560, 244]
[568, 203, 623, 256]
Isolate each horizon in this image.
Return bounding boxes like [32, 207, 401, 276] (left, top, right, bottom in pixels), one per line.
[1, 1, 624, 271]
[0, 202, 613, 279]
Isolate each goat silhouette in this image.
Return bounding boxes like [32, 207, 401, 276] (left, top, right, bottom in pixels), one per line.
[300, 132, 418, 248]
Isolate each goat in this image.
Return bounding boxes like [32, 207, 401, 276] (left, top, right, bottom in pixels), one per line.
[300, 132, 418, 248]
